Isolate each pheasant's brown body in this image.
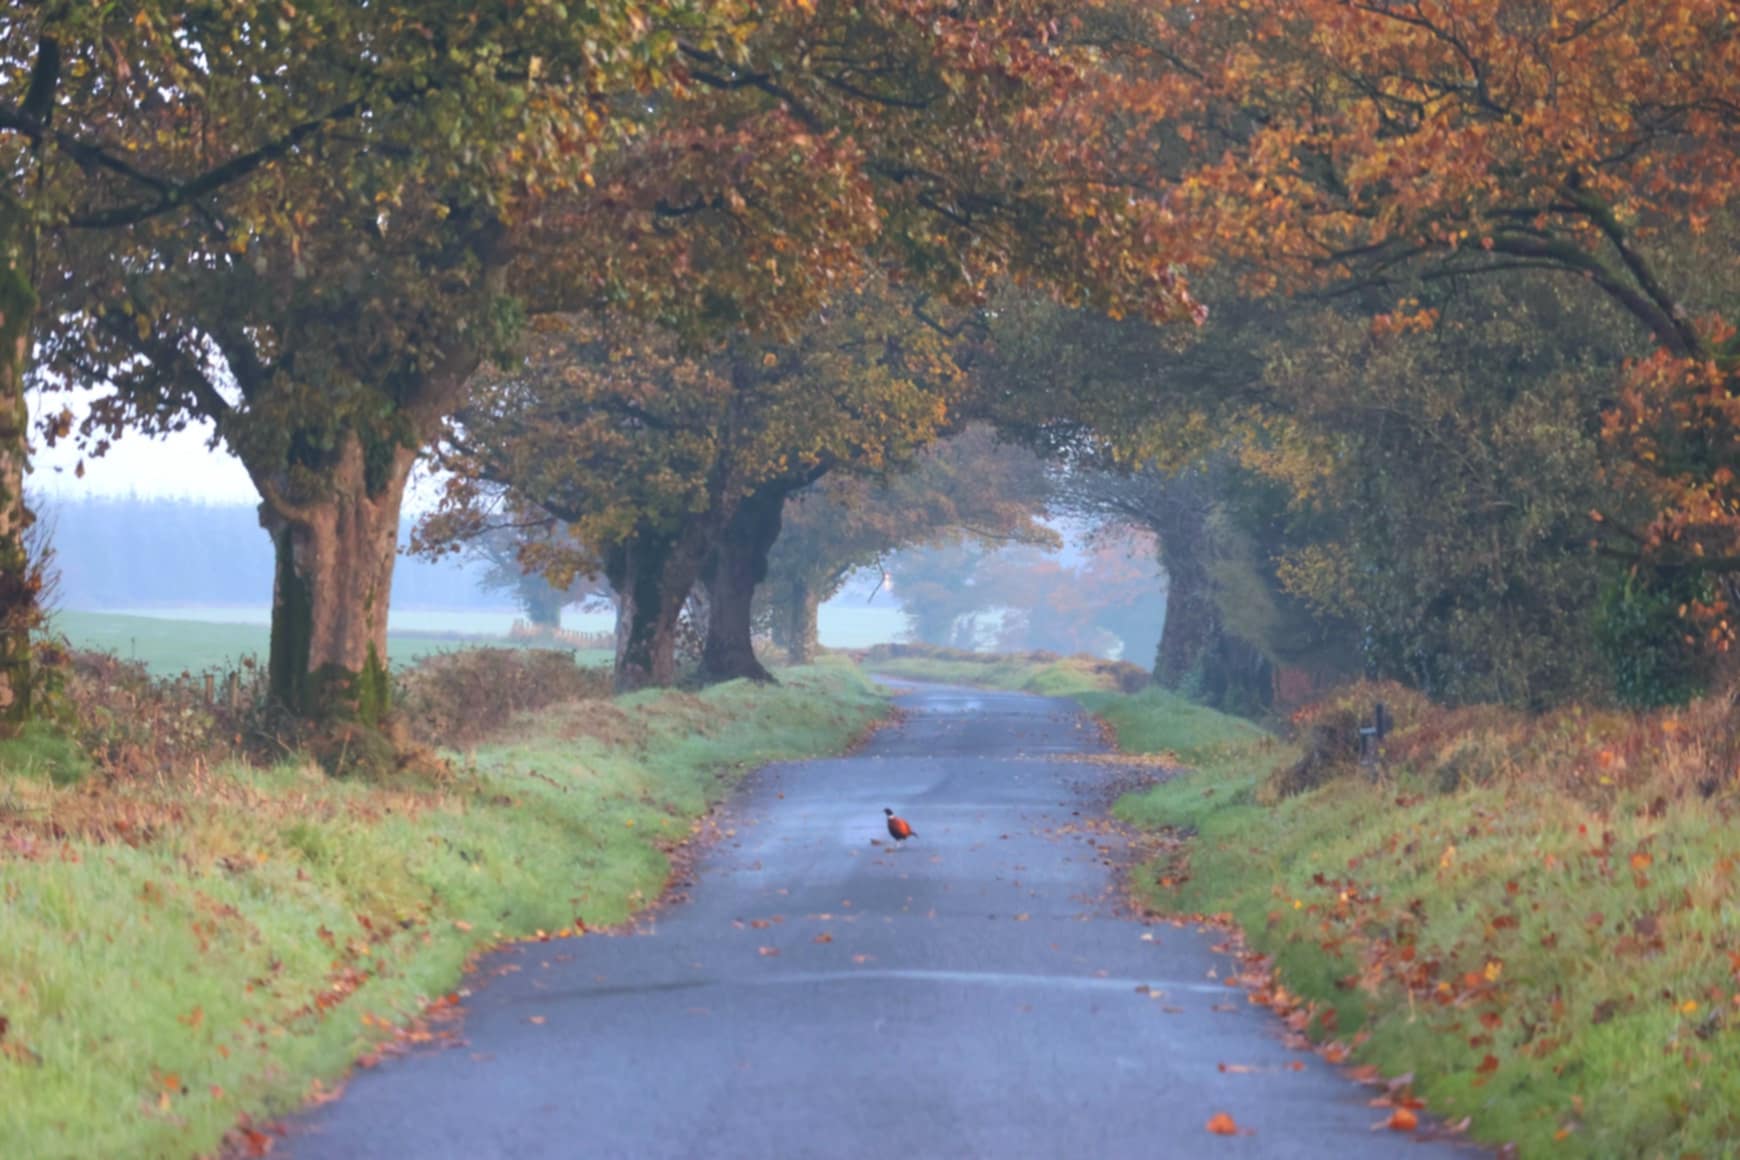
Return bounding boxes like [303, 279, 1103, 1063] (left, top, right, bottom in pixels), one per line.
[884, 808, 915, 843]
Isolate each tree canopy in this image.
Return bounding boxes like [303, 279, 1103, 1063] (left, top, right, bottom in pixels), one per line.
[424, 286, 973, 688]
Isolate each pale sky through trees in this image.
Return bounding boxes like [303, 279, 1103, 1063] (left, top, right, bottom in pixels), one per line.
[32, 409, 254, 503]
[29, 392, 447, 508]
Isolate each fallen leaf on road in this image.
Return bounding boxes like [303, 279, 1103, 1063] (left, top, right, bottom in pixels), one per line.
[1205, 1112, 1240, 1135]
[1384, 1108, 1418, 1132]
[814, 932, 834, 944]
[527, 1016, 546, 1025]
[237, 1127, 274, 1157]
[1217, 1063, 1256, 1074]
[758, 946, 780, 957]
[1015, 913, 1030, 921]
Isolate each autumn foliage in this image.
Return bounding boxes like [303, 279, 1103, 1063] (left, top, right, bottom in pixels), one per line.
[1156, 0, 1740, 654]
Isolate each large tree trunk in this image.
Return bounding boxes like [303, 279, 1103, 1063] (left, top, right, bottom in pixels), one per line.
[700, 486, 786, 684]
[781, 578, 822, 665]
[1151, 472, 1219, 692]
[261, 436, 413, 723]
[605, 527, 710, 693]
[0, 194, 38, 733]
[1151, 477, 1272, 713]
[1154, 556, 1219, 691]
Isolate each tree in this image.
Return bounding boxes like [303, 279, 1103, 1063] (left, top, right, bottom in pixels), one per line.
[34, 0, 1204, 723]
[523, 0, 1206, 339]
[461, 523, 611, 630]
[762, 424, 1057, 663]
[3, 2, 458, 727]
[1247, 279, 1655, 706]
[885, 531, 1166, 660]
[31, 2, 730, 722]
[1165, 0, 1735, 350]
[426, 290, 967, 690]
[887, 541, 999, 650]
[970, 534, 1166, 659]
[1161, 0, 1740, 634]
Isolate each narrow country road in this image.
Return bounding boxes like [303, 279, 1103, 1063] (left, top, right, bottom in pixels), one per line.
[289, 681, 1475, 1159]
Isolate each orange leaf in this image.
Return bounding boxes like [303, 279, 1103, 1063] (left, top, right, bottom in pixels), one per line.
[1205, 1112, 1239, 1135]
[1387, 1108, 1419, 1132]
[1630, 852, 1653, 871]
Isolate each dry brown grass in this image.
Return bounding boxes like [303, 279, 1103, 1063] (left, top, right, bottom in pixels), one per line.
[395, 647, 612, 749]
[1266, 678, 1740, 811]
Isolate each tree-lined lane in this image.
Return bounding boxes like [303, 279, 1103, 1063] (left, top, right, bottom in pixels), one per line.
[290, 682, 1473, 1158]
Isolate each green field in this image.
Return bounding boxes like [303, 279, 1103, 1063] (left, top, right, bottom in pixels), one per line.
[51, 603, 904, 675]
[48, 611, 612, 675]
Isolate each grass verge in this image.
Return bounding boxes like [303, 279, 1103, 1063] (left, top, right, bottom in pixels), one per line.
[874, 649, 1740, 1155]
[0, 659, 887, 1160]
[1091, 678, 1740, 1158]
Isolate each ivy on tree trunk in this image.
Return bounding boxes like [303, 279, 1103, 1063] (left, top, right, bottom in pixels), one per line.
[0, 193, 39, 733]
[1151, 487, 1272, 713]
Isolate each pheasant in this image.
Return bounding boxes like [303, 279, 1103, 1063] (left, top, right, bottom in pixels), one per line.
[884, 807, 916, 846]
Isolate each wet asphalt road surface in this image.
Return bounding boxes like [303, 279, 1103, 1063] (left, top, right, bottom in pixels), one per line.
[289, 681, 1476, 1159]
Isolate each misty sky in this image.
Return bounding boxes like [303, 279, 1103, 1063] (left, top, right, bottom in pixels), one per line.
[28, 393, 446, 509]
[32, 419, 255, 504]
